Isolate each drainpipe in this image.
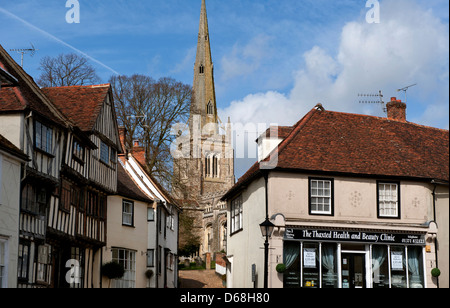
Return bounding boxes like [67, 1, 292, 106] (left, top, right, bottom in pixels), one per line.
[431, 182, 439, 288]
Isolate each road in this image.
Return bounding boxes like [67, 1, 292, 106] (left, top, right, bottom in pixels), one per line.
[179, 269, 225, 288]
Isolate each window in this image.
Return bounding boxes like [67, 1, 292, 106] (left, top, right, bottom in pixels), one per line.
[100, 141, 109, 164]
[73, 140, 84, 162]
[0, 240, 6, 288]
[21, 184, 47, 216]
[61, 180, 71, 212]
[199, 65, 204, 74]
[147, 208, 155, 221]
[205, 154, 219, 178]
[147, 249, 154, 267]
[309, 178, 333, 215]
[111, 248, 136, 288]
[37, 245, 51, 284]
[122, 200, 134, 226]
[207, 101, 214, 115]
[378, 182, 400, 218]
[230, 195, 243, 234]
[17, 241, 30, 281]
[69, 247, 84, 288]
[35, 121, 53, 154]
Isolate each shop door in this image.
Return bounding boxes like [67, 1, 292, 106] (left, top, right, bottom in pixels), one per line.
[341, 253, 366, 288]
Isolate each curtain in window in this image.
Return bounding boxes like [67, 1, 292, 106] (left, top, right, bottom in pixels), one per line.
[284, 242, 300, 269]
[321, 244, 335, 274]
[408, 247, 424, 288]
[372, 245, 387, 273]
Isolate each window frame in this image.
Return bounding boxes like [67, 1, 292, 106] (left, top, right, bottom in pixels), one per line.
[34, 120, 53, 155]
[308, 177, 334, 216]
[122, 199, 134, 227]
[230, 194, 243, 235]
[377, 181, 401, 219]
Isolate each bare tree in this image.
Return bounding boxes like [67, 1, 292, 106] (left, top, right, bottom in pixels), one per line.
[110, 74, 192, 188]
[37, 53, 101, 87]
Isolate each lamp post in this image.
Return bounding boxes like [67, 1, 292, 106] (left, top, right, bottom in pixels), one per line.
[260, 218, 275, 288]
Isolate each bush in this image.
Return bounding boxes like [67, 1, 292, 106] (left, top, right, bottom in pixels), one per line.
[276, 264, 287, 273]
[102, 261, 125, 280]
[431, 268, 441, 278]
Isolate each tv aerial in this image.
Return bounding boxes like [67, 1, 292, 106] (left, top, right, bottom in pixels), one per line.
[10, 43, 38, 68]
[358, 90, 386, 113]
[397, 84, 417, 103]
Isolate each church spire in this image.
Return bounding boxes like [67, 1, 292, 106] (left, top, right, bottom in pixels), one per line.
[190, 0, 218, 135]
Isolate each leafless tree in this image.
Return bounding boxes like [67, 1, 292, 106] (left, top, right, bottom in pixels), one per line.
[110, 74, 192, 189]
[37, 53, 101, 87]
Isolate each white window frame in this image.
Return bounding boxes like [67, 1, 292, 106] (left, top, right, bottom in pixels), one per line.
[230, 195, 243, 234]
[122, 200, 134, 226]
[309, 178, 333, 215]
[378, 182, 400, 218]
[111, 248, 136, 288]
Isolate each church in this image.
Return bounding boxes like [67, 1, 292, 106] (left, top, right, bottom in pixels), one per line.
[173, 0, 235, 260]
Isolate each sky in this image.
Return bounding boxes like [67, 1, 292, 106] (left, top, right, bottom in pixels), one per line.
[1, 0, 449, 180]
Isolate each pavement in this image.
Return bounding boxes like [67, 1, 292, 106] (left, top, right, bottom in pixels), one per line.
[179, 269, 225, 288]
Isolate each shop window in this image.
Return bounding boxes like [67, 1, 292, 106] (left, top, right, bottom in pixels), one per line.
[36, 245, 52, 284]
[407, 246, 424, 288]
[372, 245, 389, 288]
[390, 246, 407, 288]
[377, 181, 400, 218]
[309, 178, 333, 215]
[321, 243, 338, 288]
[17, 241, 30, 281]
[283, 241, 300, 288]
[69, 247, 85, 288]
[302, 243, 319, 288]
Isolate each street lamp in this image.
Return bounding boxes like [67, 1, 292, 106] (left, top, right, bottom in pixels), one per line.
[260, 218, 275, 288]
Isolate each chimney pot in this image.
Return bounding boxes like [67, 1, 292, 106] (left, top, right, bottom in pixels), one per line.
[134, 140, 140, 147]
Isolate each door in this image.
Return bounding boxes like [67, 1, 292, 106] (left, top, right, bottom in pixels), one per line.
[341, 253, 366, 288]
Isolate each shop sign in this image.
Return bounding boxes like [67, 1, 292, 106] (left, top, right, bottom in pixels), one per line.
[284, 228, 425, 245]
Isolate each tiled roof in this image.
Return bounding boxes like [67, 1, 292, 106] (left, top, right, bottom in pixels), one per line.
[117, 163, 153, 203]
[0, 45, 68, 127]
[42, 84, 110, 132]
[223, 105, 449, 200]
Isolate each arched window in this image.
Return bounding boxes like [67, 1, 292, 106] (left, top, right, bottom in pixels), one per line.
[207, 101, 214, 115]
[205, 153, 219, 178]
[199, 65, 204, 74]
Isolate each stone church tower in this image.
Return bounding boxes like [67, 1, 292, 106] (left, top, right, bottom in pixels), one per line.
[174, 0, 235, 258]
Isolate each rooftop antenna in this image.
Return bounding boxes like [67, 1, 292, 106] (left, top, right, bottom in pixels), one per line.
[397, 83, 417, 103]
[358, 90, 386, 113]
[10, 43, 38, 68]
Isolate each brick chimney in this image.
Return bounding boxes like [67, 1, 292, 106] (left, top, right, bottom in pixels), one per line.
[118, 127, 128, 153]
[386, 97, 407, 122]
[131, 140, 146, 167]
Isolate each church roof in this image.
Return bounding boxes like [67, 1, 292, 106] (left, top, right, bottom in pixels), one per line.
[222, 105, 449, 200]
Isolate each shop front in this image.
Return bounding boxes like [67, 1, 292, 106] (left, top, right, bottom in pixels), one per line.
[282, 228, 427, 288]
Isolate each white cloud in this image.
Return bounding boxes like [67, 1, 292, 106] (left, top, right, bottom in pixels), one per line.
[220, 0, 449, 132]
[220, 34, 274, 81]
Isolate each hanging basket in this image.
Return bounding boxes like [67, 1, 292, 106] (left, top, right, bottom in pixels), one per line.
[276, 263, 287, 273]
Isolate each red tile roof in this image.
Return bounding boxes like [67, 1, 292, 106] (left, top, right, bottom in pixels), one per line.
[42, 84, 111, 132]
[0, 45, 69, 127]
[223, 105, 449, 200]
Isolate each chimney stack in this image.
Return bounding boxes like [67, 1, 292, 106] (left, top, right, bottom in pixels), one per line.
[386, 97, 407, 122]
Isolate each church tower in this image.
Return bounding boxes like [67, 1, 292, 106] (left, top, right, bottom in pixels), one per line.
[175, 0, 235, 258]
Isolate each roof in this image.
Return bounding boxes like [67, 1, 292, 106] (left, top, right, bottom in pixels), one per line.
[0, 134, 29, 162]
[222, 105, 449, 200]
[117, 163, 153, 203]
[0, 45, 69, 127]
[41, 84, 111, 132]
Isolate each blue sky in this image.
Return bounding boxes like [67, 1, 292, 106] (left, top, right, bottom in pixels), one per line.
[1, 0, 449, 179]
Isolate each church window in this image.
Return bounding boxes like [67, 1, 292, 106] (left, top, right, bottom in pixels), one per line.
[205, 153, 219, 178]
[199, 65, 204, 74]
[207, 101, 214, 115]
